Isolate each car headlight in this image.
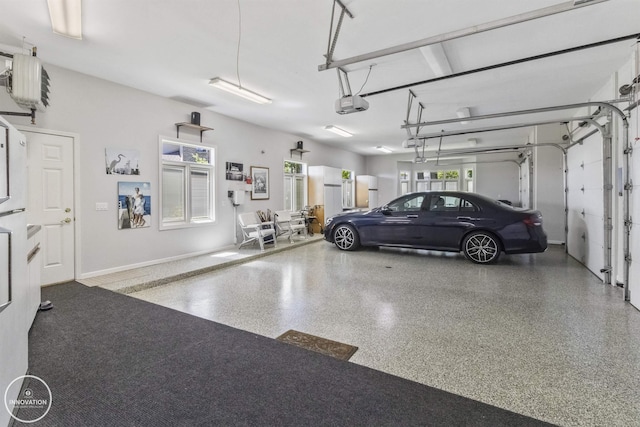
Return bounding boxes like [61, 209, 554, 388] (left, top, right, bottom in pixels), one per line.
[325, 217, 333, 226]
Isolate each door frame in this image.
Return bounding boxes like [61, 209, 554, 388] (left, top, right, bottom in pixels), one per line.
[18, 126, 81, 283]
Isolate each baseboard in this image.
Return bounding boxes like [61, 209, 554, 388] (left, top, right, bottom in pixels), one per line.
[77, 244, 239, 280]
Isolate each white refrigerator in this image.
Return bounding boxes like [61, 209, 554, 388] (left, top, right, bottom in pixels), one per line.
[0, 115, 29, 427]
[356, 175, 378, 209]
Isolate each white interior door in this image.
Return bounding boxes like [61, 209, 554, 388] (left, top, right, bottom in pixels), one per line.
[25, 130, 75, 285]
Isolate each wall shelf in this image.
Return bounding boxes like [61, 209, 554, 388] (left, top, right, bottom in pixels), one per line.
[290, 148, 309, 159]
[175, 122, 214, 142]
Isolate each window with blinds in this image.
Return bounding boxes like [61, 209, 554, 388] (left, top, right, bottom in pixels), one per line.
[160, 137, 215, 229]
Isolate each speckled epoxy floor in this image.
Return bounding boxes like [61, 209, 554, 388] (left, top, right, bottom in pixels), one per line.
[130, 243, 640, 426]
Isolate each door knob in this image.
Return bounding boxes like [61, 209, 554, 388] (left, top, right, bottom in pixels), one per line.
[61, 218, 72, 224]
[65, 208, 71, 213]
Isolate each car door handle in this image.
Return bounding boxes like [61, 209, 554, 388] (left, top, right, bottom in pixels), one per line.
[457, 216, 472, 221]
[406, 214, 419, 218]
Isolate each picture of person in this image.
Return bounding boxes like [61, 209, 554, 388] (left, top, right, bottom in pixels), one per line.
[118, 182, 151, 229]
[132, 188, 146, 227]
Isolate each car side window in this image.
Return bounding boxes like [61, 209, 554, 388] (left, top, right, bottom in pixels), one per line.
[460, 199, 479, 212]
[428, 195, 462, 212]
[388, 194, 425, 212]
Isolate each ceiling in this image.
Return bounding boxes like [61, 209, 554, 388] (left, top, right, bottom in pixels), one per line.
[0, 0, 638, 157]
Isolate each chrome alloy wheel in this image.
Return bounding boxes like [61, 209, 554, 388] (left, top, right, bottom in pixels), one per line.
[333, 224, 359, 251]
[463, 232, 500, 264]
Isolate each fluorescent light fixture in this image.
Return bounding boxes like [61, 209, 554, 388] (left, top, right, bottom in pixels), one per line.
[419, 43, 452, 77]
[375, 146, 393, 153]
[456, 107, 471, 124]
[47, 0, 83, 40]
[208, 77, 272, 104]
[324, 125, 352, 137]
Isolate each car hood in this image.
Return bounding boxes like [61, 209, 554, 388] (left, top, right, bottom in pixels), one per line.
[328, 208, 378, 221]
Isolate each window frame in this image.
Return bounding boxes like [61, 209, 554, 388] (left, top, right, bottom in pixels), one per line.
[159, 136, 216, 230]
[283, 159, 307, 211]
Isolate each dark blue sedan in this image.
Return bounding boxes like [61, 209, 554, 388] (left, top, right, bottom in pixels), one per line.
[324, 191, 547, 264]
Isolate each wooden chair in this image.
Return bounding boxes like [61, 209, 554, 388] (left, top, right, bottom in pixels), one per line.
[238, 212, 277, 251]
[274, 210, 307, 243]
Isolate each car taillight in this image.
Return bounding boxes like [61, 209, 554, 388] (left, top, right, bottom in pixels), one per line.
[523, 214, 542, 227]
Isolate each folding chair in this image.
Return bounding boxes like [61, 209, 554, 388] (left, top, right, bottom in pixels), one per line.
[274, 210, 307, 243]
[238, 211, 277, 251]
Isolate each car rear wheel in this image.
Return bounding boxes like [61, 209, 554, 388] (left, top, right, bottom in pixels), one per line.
[462, 231, 500, 264]
[333, 224, 360, 251]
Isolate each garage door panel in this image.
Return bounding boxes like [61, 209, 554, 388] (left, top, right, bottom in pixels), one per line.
[580, 136, 604, 163]
[567, 210, 587, 262]
[583, 162, 603, 189]
[566, 138, 604, 280]
[631, 162, 640, 183]
[585, 243, 605, 280]
[567, 153, 585, 170]
[566, 189, 584, 207]
[583, 192, 603, 217]
[584, 213, 604, 245]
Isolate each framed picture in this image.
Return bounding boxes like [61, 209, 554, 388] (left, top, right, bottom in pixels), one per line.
[118, 182, 151, 229]
[225, 162, 244, 181]
[250, 166, 269, 200]
[105, 148, 141, 175]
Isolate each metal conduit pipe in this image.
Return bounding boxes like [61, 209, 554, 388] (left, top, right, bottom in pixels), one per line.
[401, 102, 614, 130]
[621, 115, 632, 301]
[405, 117, 595, 141]
[428, 142, 566, 158]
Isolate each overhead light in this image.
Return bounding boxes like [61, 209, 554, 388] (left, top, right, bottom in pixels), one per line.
[419, 43, 452, 77]
[47, 0, 83, 40]
[208, 77, 272, 104]
[375, 146, 393, 153]
[324, 125, 352, 137]
[456, 107, 471, 124]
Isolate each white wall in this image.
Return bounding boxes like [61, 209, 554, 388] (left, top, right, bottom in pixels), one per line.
[533, 125, 566, 244]
[363, 155, 401, 205]
[475, 157, 521, 204]
[365, 152, 522, 206]
[0, 65, 365, 277]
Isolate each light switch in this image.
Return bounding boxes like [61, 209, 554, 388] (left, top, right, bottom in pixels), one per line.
[95, 202, 108, 211]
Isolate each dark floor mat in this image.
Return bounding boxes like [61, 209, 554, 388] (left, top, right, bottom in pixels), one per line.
[276, 329, 358, 361]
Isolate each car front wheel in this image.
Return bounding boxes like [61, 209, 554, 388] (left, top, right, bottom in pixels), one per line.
[333, 224, 360, 251]
[462, 232, 500, 264]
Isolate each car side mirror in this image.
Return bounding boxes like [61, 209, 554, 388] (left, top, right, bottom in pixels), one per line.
[381, 205, 392, 215]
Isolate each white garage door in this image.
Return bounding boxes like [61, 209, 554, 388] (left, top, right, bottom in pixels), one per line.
[566, 133, 604, 281]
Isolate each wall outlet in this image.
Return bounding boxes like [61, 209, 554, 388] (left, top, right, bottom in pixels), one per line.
[95, 202, 108, 211]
